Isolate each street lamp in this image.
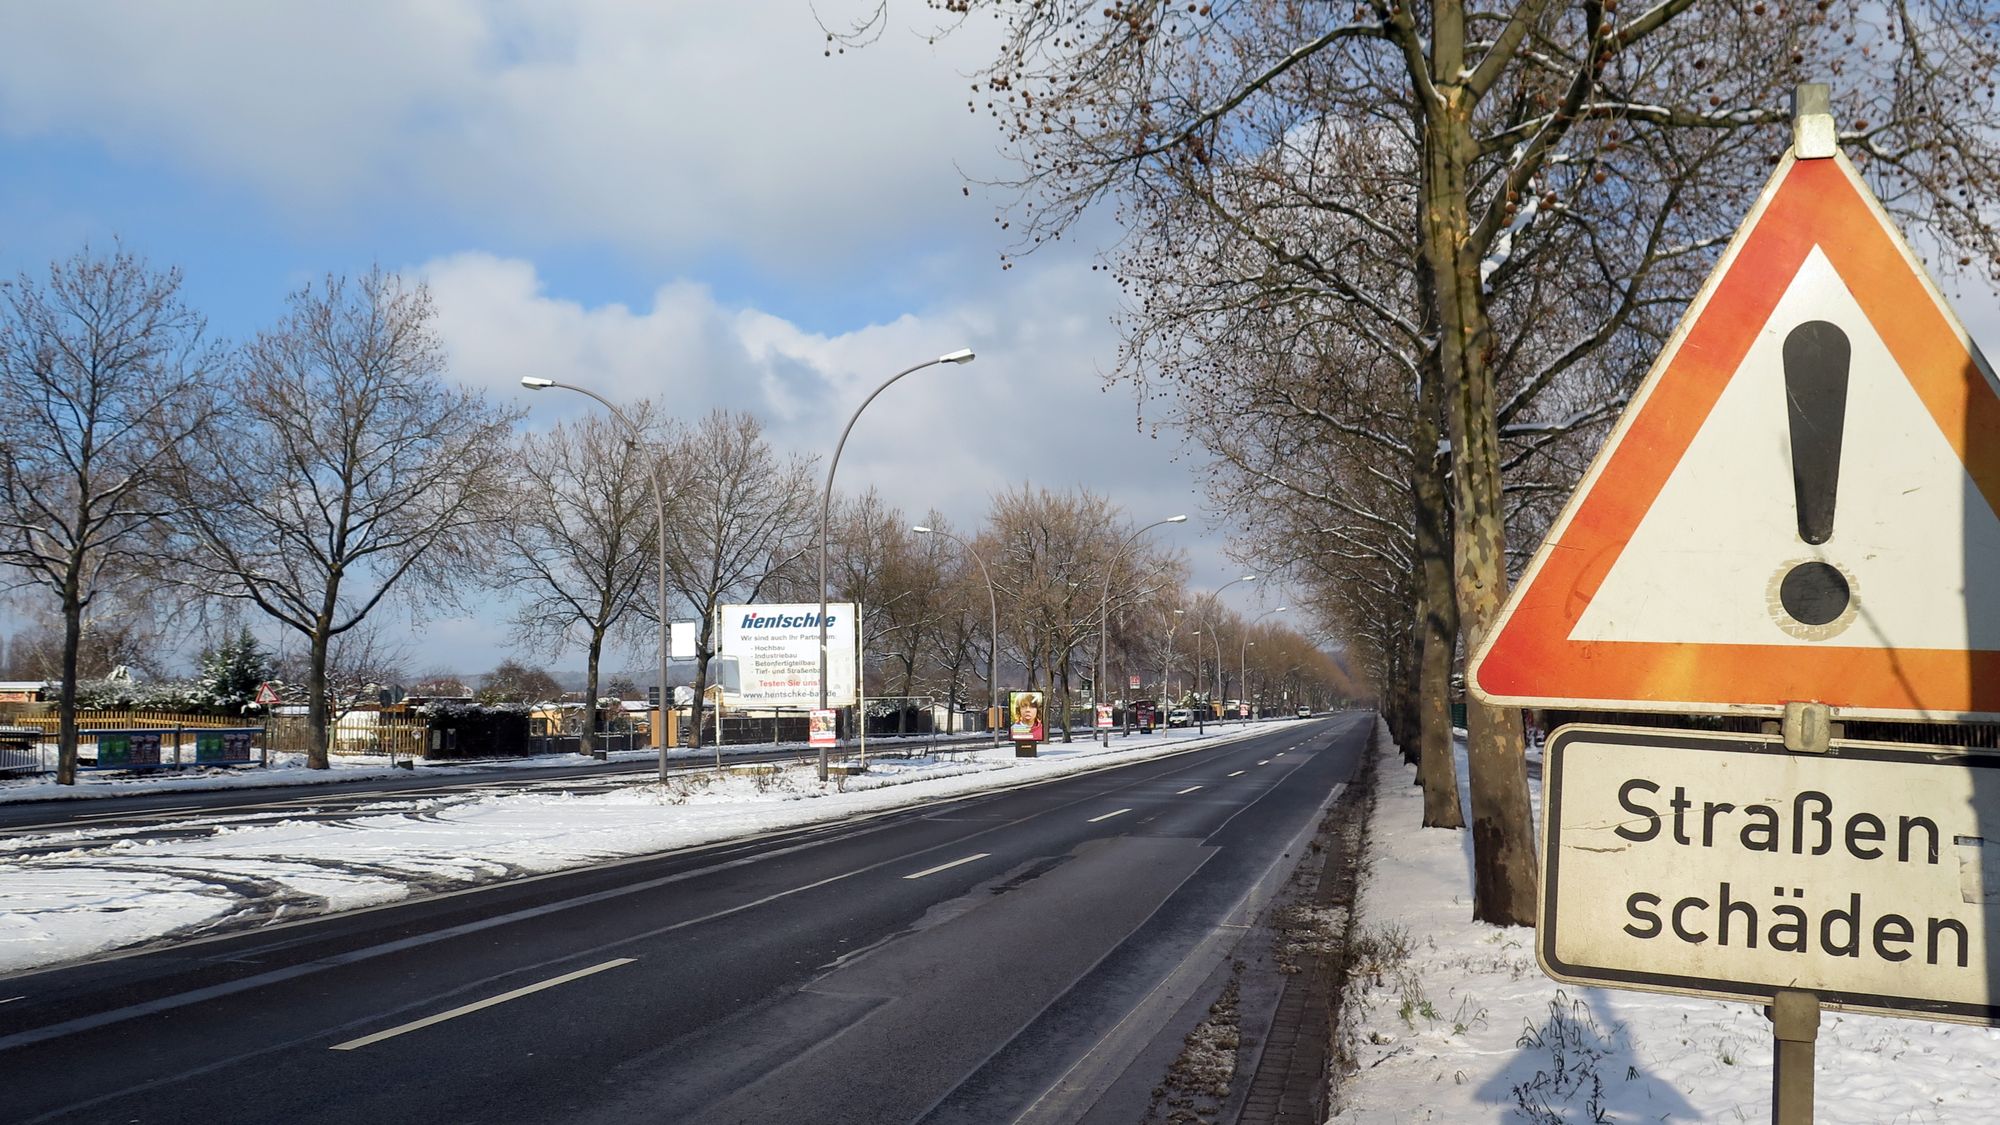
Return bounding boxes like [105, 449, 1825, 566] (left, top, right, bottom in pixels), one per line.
[1193, 573, 1257, 720]
[912, 524, 1000, 747]
[520, 376, 673, 783]
[818, 349, 976, 780]
[1240, 606, 1287, 723]
[1096, 515, 1186, 746]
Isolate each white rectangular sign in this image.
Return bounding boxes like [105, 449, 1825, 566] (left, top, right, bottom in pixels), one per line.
[669, 621, 698, 661]
[1542, 725, 2000, 1026]
[718, 603, 856, 708]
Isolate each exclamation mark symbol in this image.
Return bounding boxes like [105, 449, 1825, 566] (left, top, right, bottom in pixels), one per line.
[1778, 320, 1852, 626]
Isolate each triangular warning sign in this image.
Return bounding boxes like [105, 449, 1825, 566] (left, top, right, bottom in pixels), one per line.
[255, 682, 282, 706]
[1470, 149, 2000, 721]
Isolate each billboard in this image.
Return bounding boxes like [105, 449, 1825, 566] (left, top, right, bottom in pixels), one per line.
[1009, 691, 1045, 742]
[719, 603, 856, 708]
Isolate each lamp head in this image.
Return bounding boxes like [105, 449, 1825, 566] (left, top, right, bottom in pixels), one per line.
[939, 348, 976, 365]
[1167, 514, 1188, 523]
[520, 376, 555, 389]
[912, 525, 933, 534]
[1240, 574, 1259, 583]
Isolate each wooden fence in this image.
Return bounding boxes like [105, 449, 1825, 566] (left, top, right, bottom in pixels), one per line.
[265, 714, 428, 759]
[4, 708, 245, 734]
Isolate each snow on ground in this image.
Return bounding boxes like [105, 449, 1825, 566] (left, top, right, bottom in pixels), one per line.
[0, 735, 958, 803]
[1331, 726, 2000, 1123]
[0, 724, 1271, 977]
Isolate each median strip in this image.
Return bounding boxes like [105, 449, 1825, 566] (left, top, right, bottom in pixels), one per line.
[330, 958, 635, 1051]
[903, 853, 991, 880]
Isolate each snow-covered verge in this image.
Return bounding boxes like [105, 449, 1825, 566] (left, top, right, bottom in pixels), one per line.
[1329, 728, 2000, 1123]
[0, 725, 1272, 977]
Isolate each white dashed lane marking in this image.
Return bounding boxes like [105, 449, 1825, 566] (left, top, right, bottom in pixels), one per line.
[903, 853, 991, 880]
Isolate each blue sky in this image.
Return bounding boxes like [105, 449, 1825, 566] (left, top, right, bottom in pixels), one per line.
[0, 2, 1277, 680]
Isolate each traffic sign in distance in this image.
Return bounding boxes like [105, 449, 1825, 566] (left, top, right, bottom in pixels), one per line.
[1471, 148, 2000, 720]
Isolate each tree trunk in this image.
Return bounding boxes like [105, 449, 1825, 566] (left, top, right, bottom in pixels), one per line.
[1413, 372, 1468, 830]
[691, 649, 709, 752]
[307, 626, 332, 770]
[55, 586, 82, 786]
[1058, 656, 1073, 742]
[583, 632, 603, 758]
[1423, 40, 1536, 925]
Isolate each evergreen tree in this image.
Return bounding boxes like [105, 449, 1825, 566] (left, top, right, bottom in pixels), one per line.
[198, 627, 269, 714]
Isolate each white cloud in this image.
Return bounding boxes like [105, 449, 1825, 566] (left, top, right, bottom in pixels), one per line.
[0, 2, 1004, 271]
[416, 251, 1271, 669]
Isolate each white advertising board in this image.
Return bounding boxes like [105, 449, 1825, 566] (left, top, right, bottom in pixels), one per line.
[1542, 725, 2000, 1026]
[718, 603, 856, 708]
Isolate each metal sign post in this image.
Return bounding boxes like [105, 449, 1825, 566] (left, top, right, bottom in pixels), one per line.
[1771, 990, 1819, 1125]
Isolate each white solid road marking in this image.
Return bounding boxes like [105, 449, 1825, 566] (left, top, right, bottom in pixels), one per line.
[1228, 770, 1245, 777]
[1088, 808, 1132, 823]
[1176, 786, 1203, 795]
[330, 958, 635, 1051]
[903, 853, 991, 880]
[70, 804, 206, 821]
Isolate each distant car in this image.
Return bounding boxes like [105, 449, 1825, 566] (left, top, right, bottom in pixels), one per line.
[1166, 708, 1192, 727]
[1296, 706, 1312, 719]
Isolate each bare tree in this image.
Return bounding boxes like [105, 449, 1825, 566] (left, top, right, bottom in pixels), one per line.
[0, 246, 222, 783]
[165, 270, 517, 768]
[657, 410, 818, 749]
[477, 658, 564, 706]
[496, 407, 661, 755]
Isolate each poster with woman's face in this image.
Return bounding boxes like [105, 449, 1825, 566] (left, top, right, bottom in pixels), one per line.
[1008, 691, 1045, 742]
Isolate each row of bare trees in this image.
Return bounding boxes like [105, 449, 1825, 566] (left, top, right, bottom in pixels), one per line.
[0, 253, 514, 781]
[841, 0, 2000, 924]
[0, 245, 1359, 778]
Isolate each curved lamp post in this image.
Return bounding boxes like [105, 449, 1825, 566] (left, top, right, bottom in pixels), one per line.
[1193, 573, 1258, 726]
[1096, 515, 1186, 746]
[817, 349, 975, 779]
[520, 376, 672, 782]
[1239, 606, 1286, 723]
[912, 524, 1000, 747]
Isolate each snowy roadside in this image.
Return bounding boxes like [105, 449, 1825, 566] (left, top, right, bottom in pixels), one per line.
[1328, 727, 2000, 1123]
[0, 723, 1279, 978]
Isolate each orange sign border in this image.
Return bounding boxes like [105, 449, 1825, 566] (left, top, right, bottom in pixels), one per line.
[1470, 151, 2000, 719]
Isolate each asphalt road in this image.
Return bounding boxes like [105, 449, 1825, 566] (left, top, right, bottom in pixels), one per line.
[0, 712, 1369, 1124]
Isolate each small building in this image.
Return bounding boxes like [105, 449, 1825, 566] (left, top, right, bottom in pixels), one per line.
[0, 681, 50, 703]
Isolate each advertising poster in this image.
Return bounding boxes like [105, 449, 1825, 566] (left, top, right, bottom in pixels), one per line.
[1008, 691, 1045, 742]
[1095, 704, 1114, 729]
[719, 603, 857, 708]
[808, 708, 837, 748]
